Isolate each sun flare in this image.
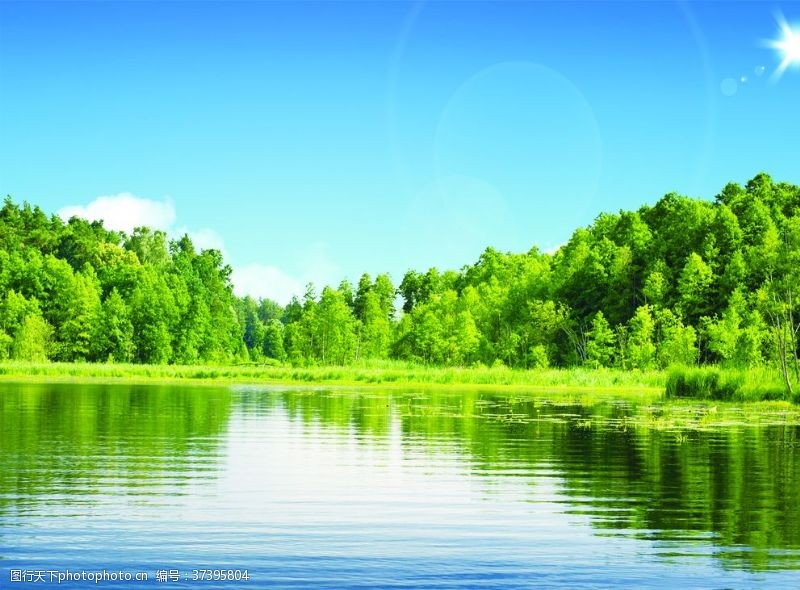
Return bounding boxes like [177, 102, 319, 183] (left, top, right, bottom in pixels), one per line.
[768, 13, 800, 80]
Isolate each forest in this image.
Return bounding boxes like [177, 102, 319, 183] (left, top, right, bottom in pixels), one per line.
[1, 173, 798, 394]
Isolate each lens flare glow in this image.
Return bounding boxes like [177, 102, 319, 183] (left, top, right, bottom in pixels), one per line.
[767, 13, 800, 80]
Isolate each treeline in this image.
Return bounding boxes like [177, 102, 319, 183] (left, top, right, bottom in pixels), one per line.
[1, 174, 798, 392]
[0, 203, 243, 363]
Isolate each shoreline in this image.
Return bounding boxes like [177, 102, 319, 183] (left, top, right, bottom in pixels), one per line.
[1, 361, 792, 400]
[3, 361, 799, 427]
[0, 361, 664, 392]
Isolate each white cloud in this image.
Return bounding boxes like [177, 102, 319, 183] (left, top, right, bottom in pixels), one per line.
[59, 193, 338, 306]
[60, 193, 225, 254]
[232, 264, 304, 305]
[174, 226, 227, 255]
[544, 242, 566, 255]
[231, 243, 341, 305]
[58, 193, 176, 233]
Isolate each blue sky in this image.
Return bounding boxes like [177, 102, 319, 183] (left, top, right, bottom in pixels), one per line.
[1, 1, 799, 303]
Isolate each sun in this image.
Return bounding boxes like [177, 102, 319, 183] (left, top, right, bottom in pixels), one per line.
[767, 13, 800, 80]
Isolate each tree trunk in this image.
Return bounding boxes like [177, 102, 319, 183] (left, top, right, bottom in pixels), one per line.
[770, 299, 794, 397]
[788, 285, 799, 381]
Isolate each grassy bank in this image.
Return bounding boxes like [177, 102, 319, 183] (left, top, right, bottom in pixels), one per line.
[1, 361, 795, 403]
[0, 360, 664, 393]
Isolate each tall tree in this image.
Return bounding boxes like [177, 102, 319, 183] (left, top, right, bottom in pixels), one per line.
[93, 289, 134, 362]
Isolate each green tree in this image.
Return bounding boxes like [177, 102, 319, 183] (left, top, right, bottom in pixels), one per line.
[57, 266, 102, 361]
[411, 306, 445, 364]
[677, 253, 714, 323]
[12, 314, 53, 361]
[353, 273, 372, 321]
[263, 319, 286, 362]
[758, 218, 800, 396]
[453, 310, 481, 365]
[626, 305, 656, 369]
[93, 289, 134, 362]
[314, 287, 357, 364]
[238, 296, 266, 358]
[0, 291, 51, 361]
[705, 290, 746, 365]
[586, 311, 615, 368]
[130, 269, 176, 364]
[655, 309, 697, 367]
[643, 269, 667, 308]
[124, 227, 170, 267]
[360, 290, 391, 359]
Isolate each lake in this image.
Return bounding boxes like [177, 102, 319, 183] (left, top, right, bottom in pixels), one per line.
[1, 382, 798, 588]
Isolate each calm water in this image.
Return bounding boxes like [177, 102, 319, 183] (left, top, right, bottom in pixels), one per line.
[1, 383, 799, 589]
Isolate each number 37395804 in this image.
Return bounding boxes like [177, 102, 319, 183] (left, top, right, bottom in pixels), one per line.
[191, 569, 250, 581]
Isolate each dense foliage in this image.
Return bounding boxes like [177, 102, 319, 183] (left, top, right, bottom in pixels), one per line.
[2, 174, 798, 393]
[0, 201, 244, 364]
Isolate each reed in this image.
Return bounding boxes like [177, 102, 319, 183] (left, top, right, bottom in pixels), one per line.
[665, 366, 792, 402]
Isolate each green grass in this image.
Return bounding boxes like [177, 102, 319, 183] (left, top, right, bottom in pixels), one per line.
[0, 360, 664, 393]
[665, 366, 795, 403]
[1, 360, 795, 403]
